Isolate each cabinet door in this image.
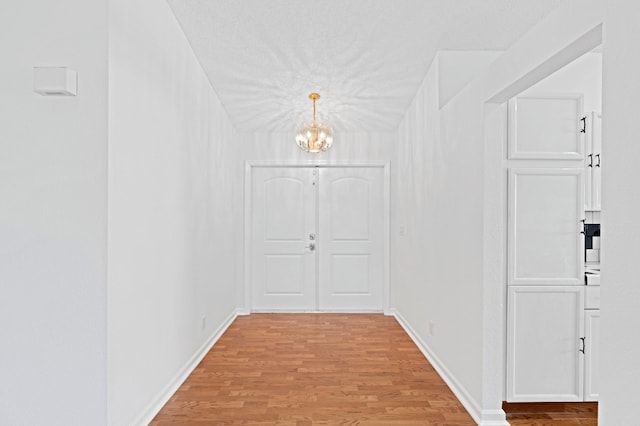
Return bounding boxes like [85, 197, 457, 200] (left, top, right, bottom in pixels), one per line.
[584, 310, 600, 401]
[508, 94, 584, 160]
[506, 286, 585, 402]
[508, 168, 585, 285]
[591, 113, 602, 211]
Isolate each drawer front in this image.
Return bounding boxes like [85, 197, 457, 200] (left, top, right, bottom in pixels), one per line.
[585, 286, 601, 309]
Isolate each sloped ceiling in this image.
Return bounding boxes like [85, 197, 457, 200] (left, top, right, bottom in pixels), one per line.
[166, 0, 566, 132]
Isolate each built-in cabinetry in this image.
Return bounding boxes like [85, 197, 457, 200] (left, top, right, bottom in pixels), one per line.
[584, 305, 600, 401]
[506, 94, 599, 403]
[507, 286, 600, 401]
[508, 94, 584, 160]
[507, 286, 584, 401]
[584, 112, 602, 211]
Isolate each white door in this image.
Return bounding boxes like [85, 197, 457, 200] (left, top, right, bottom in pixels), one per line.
[508, 168, 585, 285]
[250, 166, 385, 311]
[506, 286, 585, 402]
[318, 167, 384, 310]
[251, 167, 317, 310]
[584, 309, 600, 401]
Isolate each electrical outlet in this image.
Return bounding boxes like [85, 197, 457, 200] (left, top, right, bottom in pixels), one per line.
[429, 320, 435, 336]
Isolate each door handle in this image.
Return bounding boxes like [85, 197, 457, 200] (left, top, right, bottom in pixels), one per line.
[579, 337, 586, 354]
[305, 243, 316, 251]
[587, 154, 593, 167]
[595, 154, 601, 167]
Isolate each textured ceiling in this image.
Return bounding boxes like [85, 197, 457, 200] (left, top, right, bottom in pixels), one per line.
[166, 0, 566, 132]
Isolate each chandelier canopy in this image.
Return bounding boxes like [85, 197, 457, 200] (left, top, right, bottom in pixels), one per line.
[295, 93, 334, 153]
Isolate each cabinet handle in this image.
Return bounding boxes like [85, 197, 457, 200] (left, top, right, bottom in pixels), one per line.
[595, 154, 601, 167]
[587, 154, 593, 167]
[580, 337, 586, 354]
[580, 219, 586, 235]
[581, 116, 587, 133]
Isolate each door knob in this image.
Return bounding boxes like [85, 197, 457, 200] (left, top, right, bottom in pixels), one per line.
[305, 243, 316, 251]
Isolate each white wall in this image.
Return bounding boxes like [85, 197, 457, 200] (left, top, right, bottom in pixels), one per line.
[391, 55, 486, 420]
[0, 1, 109, 425]
[600, 2, 640, 424]
[391, 2, 608, 424]
[107, 0, 238, 424]
[238, 131, 393, 164]
[522, 52, 602, 113]
[438, 50, 503, 109]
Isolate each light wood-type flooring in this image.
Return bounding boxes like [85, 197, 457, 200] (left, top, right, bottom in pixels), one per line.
[151, 314, 598, 425]
[504, 402, 598, 425]
[151, 313, 475, 425]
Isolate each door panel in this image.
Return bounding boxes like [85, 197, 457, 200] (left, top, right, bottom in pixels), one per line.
[251, 167, 316, 310]
[264, 177, 305, 241]
[329, 177, 371, 240]
[318, 167, 384, 310]
[508, 168, 584, 285]
[329, 254, 370, 294]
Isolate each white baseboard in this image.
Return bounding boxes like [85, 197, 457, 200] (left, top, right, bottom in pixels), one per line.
[479, 409, 511, 426]
[132, 308, 240, 426]
[249, 309, 384, 314]
[392, 310, 508, 426]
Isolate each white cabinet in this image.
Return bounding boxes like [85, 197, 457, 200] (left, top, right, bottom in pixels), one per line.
[508, 168, 585, 286]
[584, 112, 602, 211]
[508, 94, 584, 160]
[584, 309, 600, 401]
[506, 285, 600, 402]
[506, 92, 599, 403]
[506, 286, 585, 402]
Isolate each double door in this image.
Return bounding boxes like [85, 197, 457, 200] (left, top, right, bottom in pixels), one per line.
[250, 166, 385, 311]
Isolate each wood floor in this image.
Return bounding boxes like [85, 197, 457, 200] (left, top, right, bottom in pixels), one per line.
[504, 402, 598, 426]
[151, 313, 598, 425]
[151, 313, 475, 425]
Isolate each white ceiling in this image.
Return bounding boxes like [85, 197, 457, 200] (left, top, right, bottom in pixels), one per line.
[166, 0, 566, 132]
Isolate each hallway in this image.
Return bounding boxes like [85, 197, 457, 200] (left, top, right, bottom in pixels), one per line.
[151, 314, 475, 425]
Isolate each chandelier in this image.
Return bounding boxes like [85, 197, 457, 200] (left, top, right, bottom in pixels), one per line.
[295, 93, 334, 152]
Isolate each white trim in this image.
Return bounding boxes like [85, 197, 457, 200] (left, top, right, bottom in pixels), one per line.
[250, 309, 385, 314]
[132, 309, 240, 426]
[392, 310, 509, 426]
[243, 161, 391, 314]
[383, 162, 391, 312]
[243, 162, 252, 313]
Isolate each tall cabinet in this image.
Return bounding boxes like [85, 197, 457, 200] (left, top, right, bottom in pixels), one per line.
[506, 94, 598, 402]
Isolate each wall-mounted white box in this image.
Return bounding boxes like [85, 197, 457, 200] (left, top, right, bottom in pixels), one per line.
[33, 67, 77, 96]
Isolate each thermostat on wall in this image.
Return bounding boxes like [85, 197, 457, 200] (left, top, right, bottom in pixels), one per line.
[33, 66, 77, 96]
